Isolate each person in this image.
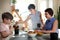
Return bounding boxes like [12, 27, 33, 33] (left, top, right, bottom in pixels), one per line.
[0, 12, 13, 40]
[36, 8, 58, 40]
[11, 5, 26, 29]
[11, 5, 22, 22]
[24, 4, 43, 30]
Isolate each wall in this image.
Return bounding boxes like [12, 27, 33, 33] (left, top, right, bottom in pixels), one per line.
[0, 0, 60, 23]
[58, 0, 60, 10]
[53, 0, 58, 15]
[53, 0, 60, 15]
[0, 0, 11, 23]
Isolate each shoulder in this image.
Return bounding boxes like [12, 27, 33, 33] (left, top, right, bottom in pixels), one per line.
[36, 11, 41, 16]
[50, 17, 56, 22]
[37, 11, 41, 14]
[0, 23, 6, 29]
[0, 23, 5, 27]
[52, 18, 58, 25]
[0, 23, 7, 32]
[54, 20, 58, 23]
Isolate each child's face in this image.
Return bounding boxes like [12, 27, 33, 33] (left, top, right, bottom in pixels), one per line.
[45, 12, 51, 19]
[3, 18, 12, 24]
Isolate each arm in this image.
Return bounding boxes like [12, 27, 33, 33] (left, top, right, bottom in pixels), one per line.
[0, 25, 13, 38]
[17, 15, 30, 24]
[15, 11, 23, 21]
[23, 15, 30, 28]
[17, 15, 30, 29]
[42, 20, 58, 34]
[24, 15, 30, 23]
[40, 12, 44, 29]
[1, 31, 11, 38]
[40, 12, 44, 25]
[9, 26, 13, 34]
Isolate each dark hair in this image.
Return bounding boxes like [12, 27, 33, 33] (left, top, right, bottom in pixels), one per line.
[28, 4, 35, 10]
[45, 8, 53, 16]
[2, 12, 13, 20]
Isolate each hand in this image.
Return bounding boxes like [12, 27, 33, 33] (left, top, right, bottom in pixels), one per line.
[40, 27, 43, 30]
[9, 26, 13, 34]
[41, 30, 46, 33]
[21, 27, 25, 30]
[34, 30, 42, 33]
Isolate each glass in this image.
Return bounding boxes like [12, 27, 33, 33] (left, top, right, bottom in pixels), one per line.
[37, 23, 41, 28]
[36, 23, 41, 30]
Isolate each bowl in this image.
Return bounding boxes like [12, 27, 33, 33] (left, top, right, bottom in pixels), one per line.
[28, 30, 37, 37]
[28, 33, 37, 37]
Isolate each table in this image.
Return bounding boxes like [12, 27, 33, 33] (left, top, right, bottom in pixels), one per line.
[10, 33, 50, 40]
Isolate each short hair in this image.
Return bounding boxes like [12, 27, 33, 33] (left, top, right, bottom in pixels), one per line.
[2, 12, 13, 20]
[45, 8, 53, 16]
[28, 4, 35, 10]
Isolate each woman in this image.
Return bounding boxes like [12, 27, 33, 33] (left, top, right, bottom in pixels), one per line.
[37, 8, 58, 40]
[24, 4, 43, 30]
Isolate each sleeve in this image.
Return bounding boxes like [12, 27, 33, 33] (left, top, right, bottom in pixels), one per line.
[0, 24, 7, 32]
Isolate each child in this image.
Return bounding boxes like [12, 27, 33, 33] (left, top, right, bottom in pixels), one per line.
[0, 12, 13, 40]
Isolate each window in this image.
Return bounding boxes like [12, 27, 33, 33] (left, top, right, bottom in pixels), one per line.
[11, 0, 53, 27]
[38, 0, 53, 23]
[15, 0, 35, 21]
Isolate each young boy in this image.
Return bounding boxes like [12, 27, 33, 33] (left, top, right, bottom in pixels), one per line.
[0, 12, 13, 40]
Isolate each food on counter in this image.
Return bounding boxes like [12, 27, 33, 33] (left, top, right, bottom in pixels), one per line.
[28, 31, 36, 34]
[34, 30, 43, 36]
[28, 31, 37, 37]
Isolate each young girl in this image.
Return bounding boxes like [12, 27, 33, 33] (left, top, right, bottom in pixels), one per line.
[0, 12, 13, 40]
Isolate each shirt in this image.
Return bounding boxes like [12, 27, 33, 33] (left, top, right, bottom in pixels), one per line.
[29, 11, 41, 30]
[0, 23, 10, 40]
[44, 17, 58, 33]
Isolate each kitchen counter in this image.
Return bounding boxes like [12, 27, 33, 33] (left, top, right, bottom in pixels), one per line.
[10, 32, 50, 40]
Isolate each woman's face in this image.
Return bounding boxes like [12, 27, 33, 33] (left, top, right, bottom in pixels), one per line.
[29, 9, 35, 14]
[45, 12, 51, 19]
